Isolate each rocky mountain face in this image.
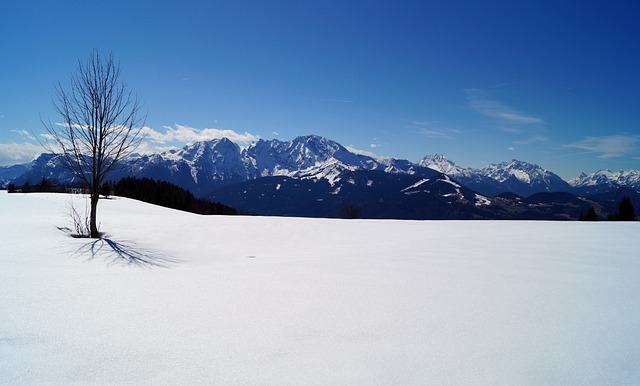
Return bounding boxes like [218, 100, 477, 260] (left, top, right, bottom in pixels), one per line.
[419, 155, 571, 197]
[569, 169, 640, 190]
[243, 135, 424, 183]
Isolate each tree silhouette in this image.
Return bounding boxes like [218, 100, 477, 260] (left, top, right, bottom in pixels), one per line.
[616, 196, 636, 221]
[42, 49, 145, 238]
[340, 204, 362, 219]
[584, 206, 598, 221]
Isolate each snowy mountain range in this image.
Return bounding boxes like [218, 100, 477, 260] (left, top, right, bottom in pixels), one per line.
[2, 135, 428, 196]
[1, 134, 639, 219]
[419, 154, 571, 196]
[569, 169, 640, 190]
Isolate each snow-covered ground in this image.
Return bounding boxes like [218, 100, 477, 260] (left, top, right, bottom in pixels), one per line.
[2, 191, 640, 385]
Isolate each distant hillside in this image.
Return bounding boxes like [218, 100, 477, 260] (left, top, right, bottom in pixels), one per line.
[112, 177, 237, 215]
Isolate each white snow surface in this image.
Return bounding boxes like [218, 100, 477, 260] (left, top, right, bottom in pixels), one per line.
[2, 192, 640, 385]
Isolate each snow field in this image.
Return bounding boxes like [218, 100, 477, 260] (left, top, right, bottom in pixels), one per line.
[1, 191, 640, 384]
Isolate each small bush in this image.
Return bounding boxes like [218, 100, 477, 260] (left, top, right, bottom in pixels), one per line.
[616, 196, 636, 221]
[579, 206, 598, 221]
[340, 205, 362, 219]
[67, 201, 101, 238]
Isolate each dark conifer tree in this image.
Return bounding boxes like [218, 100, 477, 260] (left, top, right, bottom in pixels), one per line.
[584, 206, 598, 221]
[617, 196, 636, 221]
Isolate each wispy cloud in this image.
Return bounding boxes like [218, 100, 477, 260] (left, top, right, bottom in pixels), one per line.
[143, 124, 260, 145]
[12, 129, 36, 141]
[346, 145, 386, 159]
[564, 135, 639, 158]
[133, 141, 179, 156]
[514, 136, 549, 145]
[498, 126, 524, 134]
[411, 121, 457, 140]
[466, 89, 543, 124]
[328, 99, 354, 104]
[418, 128, 453, 139]
[0, 142, 42, 165]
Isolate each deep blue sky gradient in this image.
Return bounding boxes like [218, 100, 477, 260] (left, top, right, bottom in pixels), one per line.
[1, 0, 639, 178]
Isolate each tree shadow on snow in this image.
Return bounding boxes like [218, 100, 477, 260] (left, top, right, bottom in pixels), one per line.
[75, 238, 180, 268]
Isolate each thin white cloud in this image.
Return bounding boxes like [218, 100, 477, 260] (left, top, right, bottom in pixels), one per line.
[12, 129, 36, 141]
[411, 120, 438, 127]
[132, 141, 178, 156]
[411, 121, 456, 140]
[514, 136, 550, 145]
[417, 128, 453, 140]
[0, 142, 42, 165]
[466, 89, 543, 124]
[143, 124, 260, 145]
[498, 126, 524, 134]
[346, 145, 386, 159]
[370, 143, 382, 148]
[564, 135, 639, 158]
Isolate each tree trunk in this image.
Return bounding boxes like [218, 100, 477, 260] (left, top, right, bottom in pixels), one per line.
[90, 192, 100, 238]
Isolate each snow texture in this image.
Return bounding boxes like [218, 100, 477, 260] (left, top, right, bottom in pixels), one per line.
[2, 191, 640, 384]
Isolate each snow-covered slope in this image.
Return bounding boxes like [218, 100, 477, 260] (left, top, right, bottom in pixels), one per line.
[243, 135, 421, 184]
[244, 135, 374, 182]
[479, 159, 571, 194]
[2, 191, 640, 384]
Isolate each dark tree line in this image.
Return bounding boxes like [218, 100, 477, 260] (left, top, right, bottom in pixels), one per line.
[609, 196, 636, 221]
[112, 177, 237, 215]
[7, 178, 82, 194]
[579, 196, 636, 221]
[578, 206, 598, 221]
[7, 176, 237, 215]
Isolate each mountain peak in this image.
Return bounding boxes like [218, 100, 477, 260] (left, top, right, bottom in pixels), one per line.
[418, 154, 469, 177]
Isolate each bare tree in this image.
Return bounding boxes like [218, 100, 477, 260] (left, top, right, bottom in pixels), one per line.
[42, 49, 145, 238]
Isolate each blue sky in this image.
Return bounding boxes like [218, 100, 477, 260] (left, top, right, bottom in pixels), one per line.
[1, 0, 639, 179]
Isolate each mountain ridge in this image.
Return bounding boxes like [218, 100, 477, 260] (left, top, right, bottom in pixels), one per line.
[419, 154, 572, 196]
[2, 134, 639, 201]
